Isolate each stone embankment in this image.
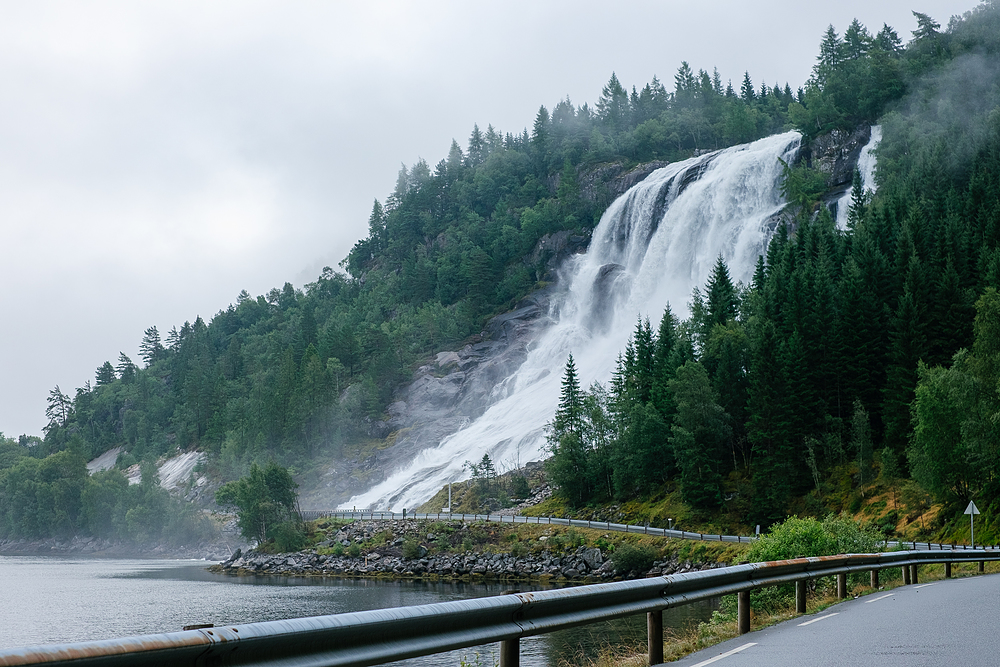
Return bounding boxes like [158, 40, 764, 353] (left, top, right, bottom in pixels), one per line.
[212, 546, 719, 582]
[210, 519, 724, 582]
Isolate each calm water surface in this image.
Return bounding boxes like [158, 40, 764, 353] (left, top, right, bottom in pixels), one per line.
[0, 556, 715, 666]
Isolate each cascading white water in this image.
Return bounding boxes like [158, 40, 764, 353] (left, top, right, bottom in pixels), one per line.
[835, 125, 881, 229]
[345, 131, 802, 511]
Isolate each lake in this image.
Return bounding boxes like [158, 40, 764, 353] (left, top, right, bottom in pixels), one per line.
[0, 556, 716, 666]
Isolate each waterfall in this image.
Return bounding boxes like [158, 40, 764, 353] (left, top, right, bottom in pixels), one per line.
[835, 125, 881, 229]
[345, 131, 802, 511]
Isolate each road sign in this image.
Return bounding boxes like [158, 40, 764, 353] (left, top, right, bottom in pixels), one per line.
[965, 501, 981, 549]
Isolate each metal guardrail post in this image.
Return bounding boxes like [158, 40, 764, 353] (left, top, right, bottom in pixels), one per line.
[837, 573, 847, 598]
[795, 580, 807, 613]
[647, 610, 663, 666]
[979, 560, 985, 573]
[910, 564, 918, 584]
[945, 562, 952, 578]
[738, 590, 750, 634]
[499, 638, 519, 667]
[902, 565, 911, 585]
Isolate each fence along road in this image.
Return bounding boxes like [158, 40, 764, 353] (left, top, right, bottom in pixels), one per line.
[301, 510, 997, 551]
[2, 549, 998, 667]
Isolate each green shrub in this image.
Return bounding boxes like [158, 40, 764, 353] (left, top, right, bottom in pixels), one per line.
[746, 515, 884, 562]
[270, 521, 307, 553]
[331, 543, 344, 556]
[402, 538, 422, 559]
[348, 543, 361, 558]
[510, 475, 530, 499]
[610, 543, 658, 573]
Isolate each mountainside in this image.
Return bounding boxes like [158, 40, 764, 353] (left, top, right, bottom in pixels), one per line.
[4, 2, 1000, 545]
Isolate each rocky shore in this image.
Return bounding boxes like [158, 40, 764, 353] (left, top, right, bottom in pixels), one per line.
[210, 518, 725, 582]
[211, 546, 720, 582]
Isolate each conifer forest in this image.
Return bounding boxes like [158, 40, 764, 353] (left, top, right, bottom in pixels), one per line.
[4, 3, 1000, 544]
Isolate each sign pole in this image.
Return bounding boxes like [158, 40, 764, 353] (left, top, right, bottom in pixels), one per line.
[965, 500, 981, 549]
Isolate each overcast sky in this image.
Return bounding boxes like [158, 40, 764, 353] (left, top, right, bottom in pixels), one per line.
[0, 0, 974, 437]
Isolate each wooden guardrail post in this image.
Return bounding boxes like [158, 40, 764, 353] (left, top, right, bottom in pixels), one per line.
[500, 639, 519, 667]
[870, 568, 879, 588]
[979, 560, 985, 573]
[902, 565, 911, 585]
[910, 564, 919, 584]
[945, 562, 952, 578]
[737, 591, 750, 634]
[647, 610, 663, 665]
[795, 580, 807, 613]
[837, 573, 847, 598]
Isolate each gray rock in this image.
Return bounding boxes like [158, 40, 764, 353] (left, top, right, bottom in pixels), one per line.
[803, 124, 872, 188]
[580, 548, 603, 570]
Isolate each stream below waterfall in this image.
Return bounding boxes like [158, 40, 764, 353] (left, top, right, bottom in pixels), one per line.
[0, 556, 717, 666]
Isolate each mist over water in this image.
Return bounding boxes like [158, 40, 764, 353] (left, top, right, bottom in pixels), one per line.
[347, 131, 802, 511]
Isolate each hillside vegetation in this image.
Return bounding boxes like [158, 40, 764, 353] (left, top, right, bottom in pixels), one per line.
[542, 2, 1000, 543]
[3, 3, 1000, 545]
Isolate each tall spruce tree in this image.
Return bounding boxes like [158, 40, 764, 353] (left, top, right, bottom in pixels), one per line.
[669, 362, 728, 509]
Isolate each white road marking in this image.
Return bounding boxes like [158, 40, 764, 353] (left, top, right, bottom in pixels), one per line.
[914, 583, 936, 589]
[690, 642, 757, 666]
[798, 612, 839, 626]
[864, 593, 895, 603]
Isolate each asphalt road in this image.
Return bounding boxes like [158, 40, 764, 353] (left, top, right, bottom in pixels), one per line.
[667, 573, 1000, 666]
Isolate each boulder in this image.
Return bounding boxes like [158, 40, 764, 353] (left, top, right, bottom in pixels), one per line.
[580, 547, 603, 570]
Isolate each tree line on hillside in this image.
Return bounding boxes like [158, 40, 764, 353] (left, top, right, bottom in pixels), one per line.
[2, 6, 995, 541]
[0, 440, 213, 543]
[546, 3, 1000, 529]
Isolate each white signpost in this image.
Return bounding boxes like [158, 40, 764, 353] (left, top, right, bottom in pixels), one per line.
[965, 500, 981, 549]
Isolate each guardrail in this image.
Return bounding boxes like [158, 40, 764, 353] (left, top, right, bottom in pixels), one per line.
[3, 549, 998, 667]
[301, 510, 996, 551]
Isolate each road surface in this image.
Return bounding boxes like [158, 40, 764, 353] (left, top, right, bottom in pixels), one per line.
[668, 573, 1000, 666]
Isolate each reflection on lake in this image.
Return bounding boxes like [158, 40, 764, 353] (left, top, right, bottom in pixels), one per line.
[0, 556, 716, 666]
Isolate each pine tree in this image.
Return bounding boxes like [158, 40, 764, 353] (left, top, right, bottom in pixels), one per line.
[746, 317, 796, 525]
[740, 71, 756, 103]
[596, 73, 630, 129]
[814, 25, 843, 88]
[704, 256, 739, 330]
[631, 317, 655, 404]
[547, 355, 589, 505]
[552, 354, 584, 440]
[651, 305, 679, 421]
[95, 361, 116, 386]
[669, 362, 728, 509]
[851, 399, 873, 494]
[116, 353, 137, 384]
[139, 326, 164, 367]
[466, 123, 486, 167]
[45, 386, 72, 429]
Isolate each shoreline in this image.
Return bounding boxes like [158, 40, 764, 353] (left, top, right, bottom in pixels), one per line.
[0, 535, 241, 561]
[208, 543, 723, 584]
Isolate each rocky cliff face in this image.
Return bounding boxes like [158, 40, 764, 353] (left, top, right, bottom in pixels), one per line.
[801, 124, 873, 208]
[300, 285, 560, 509]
